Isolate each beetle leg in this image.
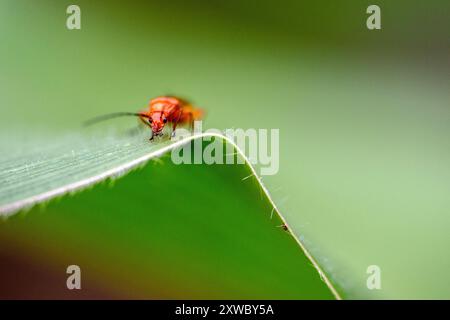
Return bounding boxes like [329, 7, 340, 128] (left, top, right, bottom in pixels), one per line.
[189, 112, 195, 132]
[138, 113, 154, 141]
[171, 110, 182, 139]
[171, 122, 178, 138]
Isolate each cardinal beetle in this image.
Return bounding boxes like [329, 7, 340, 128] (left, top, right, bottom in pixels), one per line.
[84, 96, 203, 140]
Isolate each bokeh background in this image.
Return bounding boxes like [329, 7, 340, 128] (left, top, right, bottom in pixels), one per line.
[1, 0, 449, 299]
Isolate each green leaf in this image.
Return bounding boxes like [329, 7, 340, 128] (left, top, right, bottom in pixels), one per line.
[0, 133, 339, 299]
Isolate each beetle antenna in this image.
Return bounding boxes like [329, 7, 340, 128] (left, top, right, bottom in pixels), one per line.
[83, 112, 150, 127]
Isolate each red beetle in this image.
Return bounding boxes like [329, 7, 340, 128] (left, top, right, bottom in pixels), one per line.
[85, 96, 203, 140]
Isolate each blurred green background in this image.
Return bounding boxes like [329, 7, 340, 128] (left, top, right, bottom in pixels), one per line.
[1, 0, 449, 299]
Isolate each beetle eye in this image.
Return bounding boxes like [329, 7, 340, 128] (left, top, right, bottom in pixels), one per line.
[163, 118, 167, 123]
[148, 118, 153, 124]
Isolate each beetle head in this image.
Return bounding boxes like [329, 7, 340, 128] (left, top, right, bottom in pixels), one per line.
[148, 113, 167, 135]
